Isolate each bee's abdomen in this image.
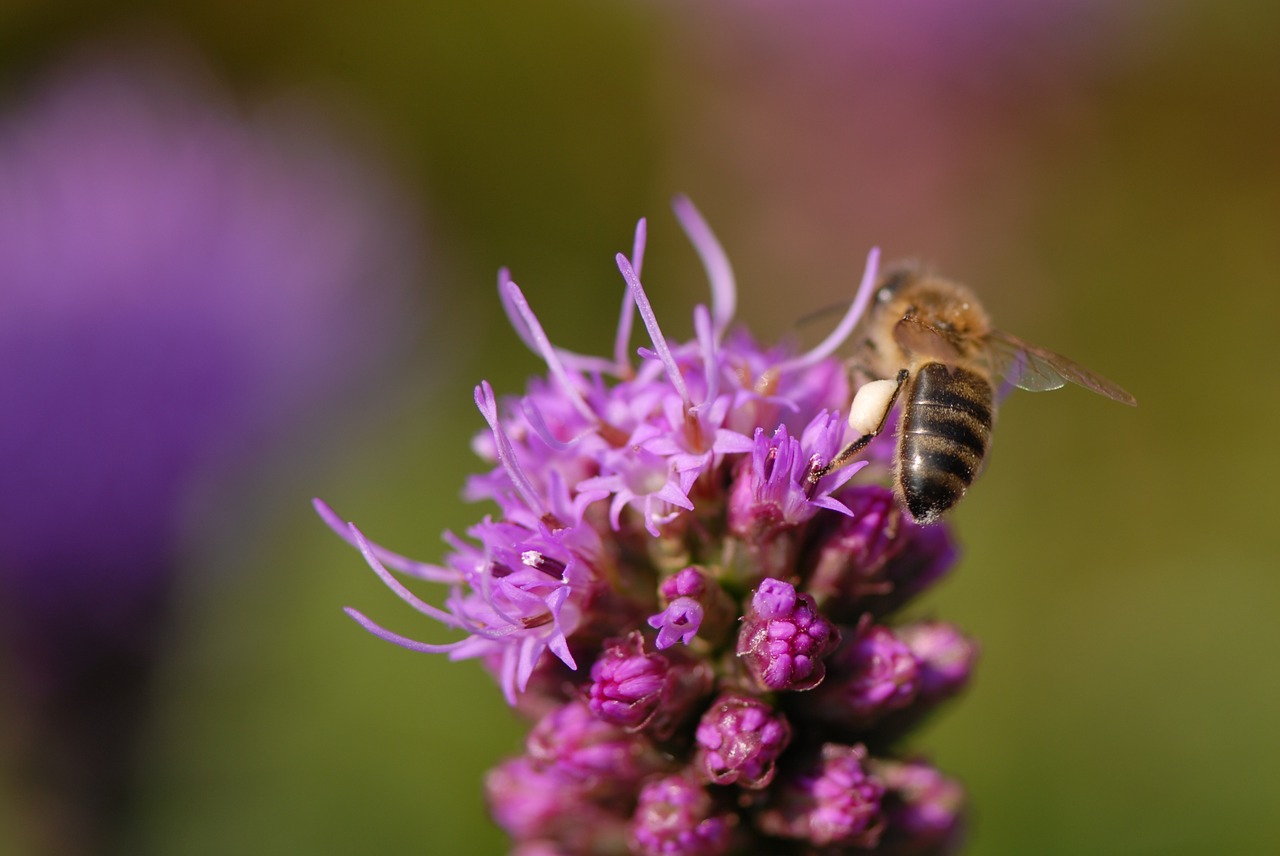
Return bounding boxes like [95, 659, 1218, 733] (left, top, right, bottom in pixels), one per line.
[898, 363, 994, 524]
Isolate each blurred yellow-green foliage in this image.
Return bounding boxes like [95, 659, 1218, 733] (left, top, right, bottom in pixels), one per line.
[1, 1, 1278, 854]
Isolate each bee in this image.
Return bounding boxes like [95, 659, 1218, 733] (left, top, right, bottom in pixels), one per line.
[809, 265, 1136, 524]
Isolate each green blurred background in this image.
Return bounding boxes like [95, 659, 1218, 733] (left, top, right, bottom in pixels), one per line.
[2, 1, 1278, 853]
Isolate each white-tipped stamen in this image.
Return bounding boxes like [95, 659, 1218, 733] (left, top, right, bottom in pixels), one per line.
[499, 268, 621, 377]
[521, 397, 592, 451]
[616, 253, 692, 408]
[350, 525, 470, 628]
[693, 303, 719, 408]
[344, 608, 479, 653]
[313, 499, 456, 583]
[474, 381, 550, 517]
[613, 218, 646, 373]
[502, 281, 599, 424]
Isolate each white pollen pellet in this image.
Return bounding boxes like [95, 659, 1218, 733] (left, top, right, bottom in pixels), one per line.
[848, 378, 900, 435]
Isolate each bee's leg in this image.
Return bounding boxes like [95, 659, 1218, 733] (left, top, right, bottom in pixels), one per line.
[807, 369, 909, 487]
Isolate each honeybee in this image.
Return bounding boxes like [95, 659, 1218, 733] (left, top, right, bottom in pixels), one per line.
[809, 265, 1136, 524]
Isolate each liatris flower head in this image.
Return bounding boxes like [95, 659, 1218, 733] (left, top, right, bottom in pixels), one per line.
[0, 44, 421, 852]
[322, 197, 976, 853]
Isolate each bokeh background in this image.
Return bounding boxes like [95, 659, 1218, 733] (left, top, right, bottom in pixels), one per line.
[1, 1, 1277, 854]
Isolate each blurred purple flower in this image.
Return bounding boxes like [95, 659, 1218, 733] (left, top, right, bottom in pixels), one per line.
[873, 758, 968, 856]
[657, 0, 1159, 303]
[323, 200, 975, 853]
[629, 771, 739, 856]
[0, 45, 422, 851]
[755, 742, 886, 848]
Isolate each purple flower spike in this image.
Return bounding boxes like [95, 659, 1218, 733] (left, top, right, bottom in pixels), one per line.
[0, 45, 422, 855]
[630, 771, 739, 856]
[737, 579, 839, 692]
[808, 617, 920, 728]
[756, 743, 886, 848]
[873, 759, 967, 856]
[321, 201, 991, 853]
[694, 692, 791, 789]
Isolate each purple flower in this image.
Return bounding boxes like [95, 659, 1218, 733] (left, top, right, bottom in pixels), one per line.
[737, 579, 840, 691]
[629, 771, 739, 856]
[728, 412, 864, 538]
[648, 566, 739, 650]
[316, 489, 598, 706]
[806, 486, 907, 605]
[586, 631, 712, 737]
[755, 743, 886, 848]
[324, 199, 984, 853]
[486, 757, 628, 848]
[649, 597, 705, 650]
[694, 691, 791, 789]
[587, 632, 672, 730]
[806, 618, 921, 729]
[0, 44, 420, 853]
[898, 622, 979, 705]
[805, 486, 959, 621]
[526, 699, 667, 795]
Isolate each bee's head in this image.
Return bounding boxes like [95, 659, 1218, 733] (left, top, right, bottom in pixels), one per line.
[874, 264, 990, 340]
[874, 263, 921, 306]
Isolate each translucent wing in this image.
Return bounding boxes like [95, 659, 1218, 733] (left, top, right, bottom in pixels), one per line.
[893, 315, 966, 363]
[985, 330, 1136, 405]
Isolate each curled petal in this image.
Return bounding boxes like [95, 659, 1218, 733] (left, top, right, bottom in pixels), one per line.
[778, 247, 880, 371]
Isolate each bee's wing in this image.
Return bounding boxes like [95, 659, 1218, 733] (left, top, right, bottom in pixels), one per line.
[893, 315, 966, 362]
[985, 330, 1137, 405]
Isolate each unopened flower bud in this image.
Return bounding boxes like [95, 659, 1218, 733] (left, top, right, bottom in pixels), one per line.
[805, 617, 920, 728]
[587, 631, 712, 738]
[694, 691, 791, 789]
[872, 758, 966, 855]
[737, 578, 840, 691]
[755, 743, 885, 848]
[630, 771, 739, 856]
[527, 700, 666, 793]
[486, 758, 590, 841]
[804, 485, 959, 620]
[649, 566, 736, 649]
[898, 621, 978, 704]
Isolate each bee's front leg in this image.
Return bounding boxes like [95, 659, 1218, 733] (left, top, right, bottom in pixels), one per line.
[807, 368, 909, 487]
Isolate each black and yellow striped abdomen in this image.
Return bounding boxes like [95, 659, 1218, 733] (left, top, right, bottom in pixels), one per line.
[897, 362, 994, 524]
